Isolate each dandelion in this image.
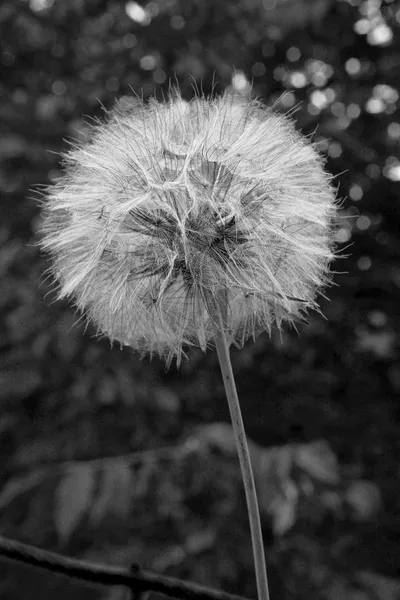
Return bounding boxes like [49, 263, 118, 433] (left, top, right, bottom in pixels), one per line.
[40, 88, 337, 600]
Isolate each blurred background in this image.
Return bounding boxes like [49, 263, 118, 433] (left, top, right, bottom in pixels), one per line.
[0, 0, 400, 598]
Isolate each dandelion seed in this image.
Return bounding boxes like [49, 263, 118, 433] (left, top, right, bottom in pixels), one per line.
[40, 89, 337, 367]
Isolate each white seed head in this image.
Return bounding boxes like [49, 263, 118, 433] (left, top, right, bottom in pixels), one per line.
[40, 90, 337, 366]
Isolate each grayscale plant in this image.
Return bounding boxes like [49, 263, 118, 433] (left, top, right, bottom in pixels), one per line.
[40, 88, 338, 600]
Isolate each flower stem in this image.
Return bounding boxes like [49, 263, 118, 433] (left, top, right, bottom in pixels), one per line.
[214, 317, 270, 600]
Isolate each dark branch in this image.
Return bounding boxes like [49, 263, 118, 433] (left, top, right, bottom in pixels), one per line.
[0, 535, 253, 600]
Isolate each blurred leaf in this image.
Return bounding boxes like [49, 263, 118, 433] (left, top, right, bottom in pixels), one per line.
[256, 445, 296, 531]
[257, 441, 342, 533]
[154, 387, 180, 412]
[54, 463, 95, 545]
[0, 350, 42, 401]
[345, 480, 382, 521]
[101, 587, 128, 600]
[185, 528, 216, 554]
[270, 479, 299, 536]
[152, 545, 186, 572]
[320, 490, 342, 512]
[90, 460, 132, 525]
[295, 440, 340, 485]
[14, 439, 61, 469]
[0, 413, 17, 435]
[256, 445, 293, 505]
[356, 571, 400, 600]
[195, 422, 237, 455]
[0, 238, 21, 276]
[97, 375, 117, 405]
[55, 312, 81, 361]
[326, 577, 370, 600]
[0, 135, 28, 160]
[356, 328, 396, 359]
[134, 458, 159, 500]
[0, 470, 46, 512]
[0, 369, 42, 401]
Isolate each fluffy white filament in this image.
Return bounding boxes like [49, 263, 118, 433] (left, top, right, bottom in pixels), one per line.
[40, 90, 337, 366]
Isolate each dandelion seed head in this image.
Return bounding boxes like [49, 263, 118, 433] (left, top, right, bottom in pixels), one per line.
[40, 89, 337, 366]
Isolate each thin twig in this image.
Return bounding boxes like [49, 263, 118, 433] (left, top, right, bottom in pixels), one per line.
[0, 535, 252, 600]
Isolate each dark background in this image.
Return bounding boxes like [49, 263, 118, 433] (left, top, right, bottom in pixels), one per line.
[1, 0, 400, 599]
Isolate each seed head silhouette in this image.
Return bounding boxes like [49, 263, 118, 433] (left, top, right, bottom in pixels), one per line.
[40, 90, 337, 366]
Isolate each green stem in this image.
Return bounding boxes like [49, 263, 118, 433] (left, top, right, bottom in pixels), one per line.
[214, 315, 270, 600]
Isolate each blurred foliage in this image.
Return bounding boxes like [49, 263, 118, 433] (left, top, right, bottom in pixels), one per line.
[0, 0, 400, 599]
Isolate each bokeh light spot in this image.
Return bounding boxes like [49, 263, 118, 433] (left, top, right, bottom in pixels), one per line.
[290, 71, 307, 88]
[30, 0, 53, 10]
[126, 2, 151, 25]
[374, 84, 398, 103]
[306, 59, 334, 87]
[368, 310, 387, 328]
[331, 102, 346, 117]
[52, 80, 67, 96]
[153, 69, 166, 84]
[365, 97, 385, 113]
[273, 66, 286, 81]
[145, 2, 160, 17]
[335, 227, 352, 243]
[252, 62, 266, 77]
[354, 18, 371, 34]
[279, 92, 296, 108]
[365, 164, 380, 179]
[140, 54, 158, 70]
[356, 215, 371, 231]
[349, 184, 363, 201]
[170, 15, 185, 29]
[368, 23, 393, 45]
[358, 256, 372, 270]
[328, 142, 342, 158]
[376, 231, 389, 245]
[360, 0, 381, 16]
[286, 47, 301, 62]
[388, 123, 400, 139]
[310, 89, 333, 110]
[347, 103, 361, 119]
[384, 158, 400, 181]
[345, 58, 361, 75]
[123, 33, 137, 48]
[232, 71, 251, 93]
